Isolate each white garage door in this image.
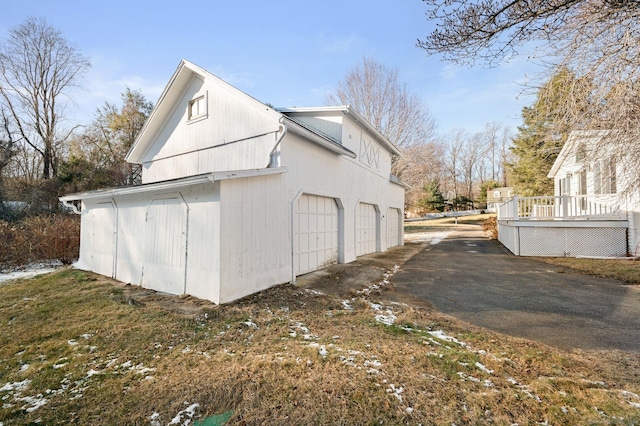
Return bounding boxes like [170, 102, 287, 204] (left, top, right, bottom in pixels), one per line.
[143, 196, 188, 295]
[294, 194, 339, 276]
[387, 207, 402, 248]
[89, 201, 117, 278]
[356, 202, 378, 256]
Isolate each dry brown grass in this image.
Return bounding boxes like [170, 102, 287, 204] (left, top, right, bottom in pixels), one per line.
[0, 269, 639, 425]
[538, 256, 640, 285]
[405, 213, 494, 233]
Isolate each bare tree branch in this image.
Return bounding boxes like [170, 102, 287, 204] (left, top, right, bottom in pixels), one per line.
[0, 17, 90, 180]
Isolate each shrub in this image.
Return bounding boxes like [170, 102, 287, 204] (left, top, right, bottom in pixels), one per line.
[482, 216, 498, 239]
[0, 214, 80, 270]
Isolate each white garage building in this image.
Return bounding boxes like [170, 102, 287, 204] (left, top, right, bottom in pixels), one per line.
[60, 60, 405, 304]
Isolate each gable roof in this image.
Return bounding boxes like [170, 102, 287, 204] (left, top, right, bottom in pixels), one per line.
[547, 130, 608, 178]
[126, 61, 400, 165]
[126, 59, 281, 164]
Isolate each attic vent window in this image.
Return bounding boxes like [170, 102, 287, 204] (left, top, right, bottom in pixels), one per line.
[188, 95, 207, 121]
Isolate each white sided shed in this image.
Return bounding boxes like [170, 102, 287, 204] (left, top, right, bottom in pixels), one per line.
[61, 60, 405, 304]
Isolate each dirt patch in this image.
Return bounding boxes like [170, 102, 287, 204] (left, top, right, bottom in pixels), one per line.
[294, 243, 426, 298]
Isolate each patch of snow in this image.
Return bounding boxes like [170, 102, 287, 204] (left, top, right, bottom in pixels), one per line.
[364, 360, 383, 368]
[427, 330, 467, 347]
[243, 320, 258, 329]
[169, 402, 199, 425]
[405, 231, 450, 245]
[387, 384, 404, 403]
[341, 300, 354, 310]
[0, 379, 31, 392]
[621, 390, 640, 399]
[475, 362, 494, 374]
[16, 394, 47, 413]
[149, 412, 161, 426]
[0, 261, 63, 284]
[80, 333, 93, 339]
[457, 372, 480, 383]
[86, 369, 101, 378]
[133, 364, 156, 375]
[19, 364, 29, 373]
[375, 311, 397, 326]
[318, 346, 328, 358]
[67, 340, 78, 347]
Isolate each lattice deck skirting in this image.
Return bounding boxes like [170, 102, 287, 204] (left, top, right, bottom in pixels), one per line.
[498, 220, 628, 257]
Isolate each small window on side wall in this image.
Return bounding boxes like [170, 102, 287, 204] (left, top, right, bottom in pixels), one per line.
[188, 94, 207, 121]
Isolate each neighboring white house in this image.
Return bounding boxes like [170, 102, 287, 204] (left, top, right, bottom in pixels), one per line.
[498, 130, 639, 257]
[60, 60, 405, 304]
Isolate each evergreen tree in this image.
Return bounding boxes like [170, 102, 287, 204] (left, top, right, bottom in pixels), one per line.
[416, 180, 445, 213]
[507, 68, 591, 196]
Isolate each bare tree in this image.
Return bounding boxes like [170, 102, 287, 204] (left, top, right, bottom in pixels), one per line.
[401, 141, 446, 210]
[443, 129, 466, 201]
[499, 127, 514, 187]
[461, 135, 484, 201]
[0, 108, 20, 202]
[418, 0, 640, 193]
[0, 17, 90, 180]
[326, 57, 438, 178]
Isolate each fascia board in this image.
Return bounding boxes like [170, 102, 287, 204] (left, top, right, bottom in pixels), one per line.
[59, 167, 287, 202]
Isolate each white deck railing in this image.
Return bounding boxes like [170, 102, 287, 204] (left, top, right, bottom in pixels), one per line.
[498, 195, 626, 220]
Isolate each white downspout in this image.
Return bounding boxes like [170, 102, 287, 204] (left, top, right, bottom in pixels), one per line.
[62, 199, 82, 214]
[269, 118, 287, 167]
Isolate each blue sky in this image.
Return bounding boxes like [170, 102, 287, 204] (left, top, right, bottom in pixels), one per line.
[1, 1, 540, 137]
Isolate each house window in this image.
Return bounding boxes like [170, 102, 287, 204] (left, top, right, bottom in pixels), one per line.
[561, 174, 571, 195]
[603, 157, 617, 194]
[575, 144, 587, 162]
[188, 95, 207, 121]
[593, 161, 602, 195]
[493, 191, 501, 198]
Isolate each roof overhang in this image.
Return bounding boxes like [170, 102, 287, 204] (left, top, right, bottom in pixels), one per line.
[278, 105, 402, 157]
[283, 116, 357, 158]
[59, 167, 287, 203]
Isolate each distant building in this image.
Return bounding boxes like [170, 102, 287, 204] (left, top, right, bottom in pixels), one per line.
[486, 187, 514, 211]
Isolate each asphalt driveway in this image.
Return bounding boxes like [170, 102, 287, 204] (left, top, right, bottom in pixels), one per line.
[391, 226, 640, 352]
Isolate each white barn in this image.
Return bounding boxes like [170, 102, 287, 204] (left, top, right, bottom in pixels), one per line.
[60, 60, 405, 304]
